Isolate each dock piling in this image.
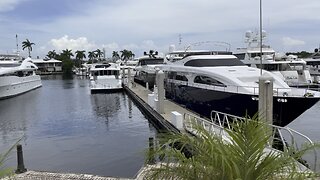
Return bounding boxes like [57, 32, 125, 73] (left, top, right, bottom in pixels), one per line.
[15, 144, 27, 174]
[156, 70, 165, 114]
[128, 68, 132, 88]
[148, 137, 156, 164]
[258, 73, 274, 125]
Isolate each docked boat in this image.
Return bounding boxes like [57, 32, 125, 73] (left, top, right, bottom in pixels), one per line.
[0, 58, 42, 99]
[159, 54, 320, 127]
[89, 63, 122, 93]
[134, 52, 164, 88]
[117, 59, 138, 77]
[234, 31, 315, 88]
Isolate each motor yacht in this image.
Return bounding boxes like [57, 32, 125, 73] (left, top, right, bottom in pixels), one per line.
[134, 52, 164, 88]
[89, 63, 122, 93]
[158, 54, 320, 127]
[0, 58, 42, 99]
[234, 31, 315, 88]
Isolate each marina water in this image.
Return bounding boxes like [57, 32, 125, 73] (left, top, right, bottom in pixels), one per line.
[0, 75, 158, 178]
[1, 75, 320, 177]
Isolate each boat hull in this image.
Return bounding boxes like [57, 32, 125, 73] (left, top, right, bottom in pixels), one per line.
[165, 82, 319, 126]
[0, 75, 42, 99]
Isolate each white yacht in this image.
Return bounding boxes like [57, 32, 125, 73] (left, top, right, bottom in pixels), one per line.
[0, 58, 42, 99]
[117, 59, 138, 77]
[134, 52, 164, 88]
[158, 54, 320, 127]
[89, 63, 122, 93]
[234, 31, 313, 88]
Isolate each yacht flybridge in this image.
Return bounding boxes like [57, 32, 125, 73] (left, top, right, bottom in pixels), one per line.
[234, 31, 314, 88]
[158, 54, 320, 127]
[0, 58, 42, 99]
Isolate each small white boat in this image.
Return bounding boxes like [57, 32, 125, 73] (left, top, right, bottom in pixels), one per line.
[89, 63, 122, 93]
[0, 58, 42, 99]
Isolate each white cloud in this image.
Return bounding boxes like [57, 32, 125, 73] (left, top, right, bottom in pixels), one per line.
[0, 0, 25, 12]
[49, 35, 96, 52]
[282, 37, 306, 47]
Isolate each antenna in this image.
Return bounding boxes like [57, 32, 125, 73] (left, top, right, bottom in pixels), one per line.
[16, 34, 19, 56]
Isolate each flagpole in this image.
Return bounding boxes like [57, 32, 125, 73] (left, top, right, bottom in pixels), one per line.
[260, 0, 263, 75]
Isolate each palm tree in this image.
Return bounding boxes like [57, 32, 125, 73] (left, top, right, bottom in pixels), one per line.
[144, 118, 320, 179]
[95, 49, 103, 61]
[75, 50, 86, 61]
[88, 51, 96, 61]
[46, 50, 57, 59]
[120, 49, 135, 61]
[61, 49, 74, 59]
[112, 51, 120, 62]
[22, 39, 35, 57]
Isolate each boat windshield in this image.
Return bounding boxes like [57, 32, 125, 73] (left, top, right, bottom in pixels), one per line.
[184, 58, 245, 67]
[140, 59, 164, 65]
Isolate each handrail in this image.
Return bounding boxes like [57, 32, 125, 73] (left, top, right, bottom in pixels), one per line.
[183, 110, 318, 171]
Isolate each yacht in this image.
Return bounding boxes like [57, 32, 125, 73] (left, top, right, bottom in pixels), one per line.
[158, 54, 320, 127]
[89, 63, 122, 93]
[234, 31, 314, 88]
[134, 52, 164, 88]
[0, 58, 42, 99]
[117, 59, 138, 77]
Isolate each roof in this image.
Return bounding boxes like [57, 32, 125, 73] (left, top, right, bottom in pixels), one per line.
[31, 58, 62, 63]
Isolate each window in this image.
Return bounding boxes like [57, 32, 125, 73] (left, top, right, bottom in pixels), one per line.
[194, 75, 226, 87]
[175, 75, 188, 81]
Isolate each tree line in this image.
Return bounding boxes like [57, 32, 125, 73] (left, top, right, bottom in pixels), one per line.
[21, 39, 135, 75]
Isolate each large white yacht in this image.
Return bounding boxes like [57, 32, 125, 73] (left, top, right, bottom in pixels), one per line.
[158, 54, 320, 127]
[89, 63, 122, 93]
[0, 58, 42, 99]
[134, 51, 164, 88]
[234, 31, 314, 88]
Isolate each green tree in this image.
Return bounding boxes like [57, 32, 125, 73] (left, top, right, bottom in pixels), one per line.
[144, 118, 319, 180]
[112, 51, 120, 62]
[120, 49, 135, 61]
[46, 50, 57, 59]
[61, 49, 74, 59]
[55, 49, 74, 75]
[95, 49, 103, 61]
[22, 39, 35, 57]
[75, 50, 86, 67]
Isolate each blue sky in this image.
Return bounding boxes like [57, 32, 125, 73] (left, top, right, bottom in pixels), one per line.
[0, 0, 319, 58]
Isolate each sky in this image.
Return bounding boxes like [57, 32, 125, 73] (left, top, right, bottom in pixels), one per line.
[0, 0, 319, 58]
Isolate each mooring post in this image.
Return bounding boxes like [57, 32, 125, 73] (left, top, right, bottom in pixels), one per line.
[15, 144, 27, 174]
[146, 82, 149, 91]
[122, 67, 125, 85]
[258, 73, 274, 125]
[128, 68, 132, 88]
[259, 74, 274, 145]
[148, 137, 155, 164]
[156, 70, 165, 114]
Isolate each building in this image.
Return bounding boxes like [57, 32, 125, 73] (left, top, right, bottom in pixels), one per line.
[31, 58, 62, 74]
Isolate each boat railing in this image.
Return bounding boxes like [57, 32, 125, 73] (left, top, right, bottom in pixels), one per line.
[208, 110, 317, 171]
[165, 79, 316, 98]
[183, 111, 318, 171]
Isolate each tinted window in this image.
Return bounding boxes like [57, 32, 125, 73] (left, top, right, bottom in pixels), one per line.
[194, 75, 226, 87]
[184, 58, 244, 67]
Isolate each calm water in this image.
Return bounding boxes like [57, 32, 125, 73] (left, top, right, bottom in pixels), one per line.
[0, 75, 158, 178]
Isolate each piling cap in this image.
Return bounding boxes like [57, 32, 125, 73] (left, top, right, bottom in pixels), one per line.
[259, 72, 274, 81]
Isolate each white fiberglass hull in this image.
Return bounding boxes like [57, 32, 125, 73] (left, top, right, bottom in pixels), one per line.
[0, 75, 42, 99]
[90, 76, 122, 93]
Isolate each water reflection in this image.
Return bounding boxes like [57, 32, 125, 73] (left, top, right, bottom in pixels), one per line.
[0, 75, 157, 178]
